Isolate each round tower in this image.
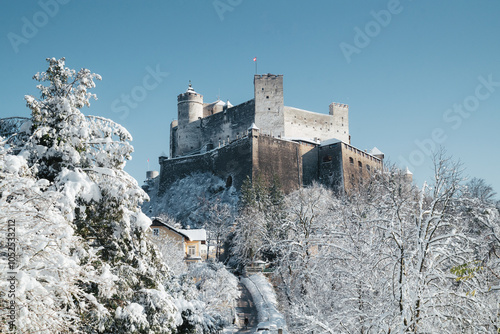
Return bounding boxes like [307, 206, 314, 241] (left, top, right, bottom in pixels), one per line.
[177, 81, 203, 125]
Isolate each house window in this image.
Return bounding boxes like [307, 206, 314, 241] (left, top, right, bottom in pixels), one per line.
[188, 246, 196, 256]
[152, 228, 159, 236]
[349, 157, 354, 164]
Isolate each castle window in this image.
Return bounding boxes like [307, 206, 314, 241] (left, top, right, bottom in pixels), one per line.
[366, 165, 371, 171]
[152, 228, 159, 236]
[349, 157, 354, 164]
[266, 96, 269, 99]
[262, 88, 264, 91]
[322, 155, 332, 163]
[358, 161, 362, 169]
[268, 108, 270, 111]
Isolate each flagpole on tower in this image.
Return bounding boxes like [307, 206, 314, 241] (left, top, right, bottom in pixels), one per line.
[253, 57, 257, 74]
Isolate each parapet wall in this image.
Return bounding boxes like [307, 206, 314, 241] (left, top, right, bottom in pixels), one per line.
[173, 99, 255, 157]
[283, 106, 347, 142]
[159, 130, 320, 195]
[159, 136, 253, 195]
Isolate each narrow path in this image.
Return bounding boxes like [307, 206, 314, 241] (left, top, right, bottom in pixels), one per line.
[234, 278, 258, 333]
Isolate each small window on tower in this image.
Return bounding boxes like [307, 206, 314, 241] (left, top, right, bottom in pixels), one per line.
[268, 108, 270, 111]
[262, 88, 264, 91]
[266, 96, 269, 99]
[358, 161, 362, 169]
[349, 157, 354, 164]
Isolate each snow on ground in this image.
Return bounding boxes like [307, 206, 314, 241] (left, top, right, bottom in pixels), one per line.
[241, 274, 288, 333]
[142, 172, 239, 227]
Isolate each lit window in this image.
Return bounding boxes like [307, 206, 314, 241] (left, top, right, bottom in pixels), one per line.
[152, 228, 159, 236]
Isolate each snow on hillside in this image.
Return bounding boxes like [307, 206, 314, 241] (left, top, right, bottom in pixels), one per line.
[142, 172, 239, 227]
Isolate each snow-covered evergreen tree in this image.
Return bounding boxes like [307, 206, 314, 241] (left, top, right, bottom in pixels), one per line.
[0, 57, 245, 333]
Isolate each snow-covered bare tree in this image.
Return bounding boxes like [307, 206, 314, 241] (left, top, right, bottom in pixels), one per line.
[186, 261, 240, 327]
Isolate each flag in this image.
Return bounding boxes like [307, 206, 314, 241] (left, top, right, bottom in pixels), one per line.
[253, 57, 257, 62]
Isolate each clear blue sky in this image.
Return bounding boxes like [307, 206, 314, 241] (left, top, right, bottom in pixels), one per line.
[1, 0, 499, 196]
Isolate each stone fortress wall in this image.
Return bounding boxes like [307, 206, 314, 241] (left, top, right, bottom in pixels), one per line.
[170, 74, 349, 158]
[157, 73, 390, 195]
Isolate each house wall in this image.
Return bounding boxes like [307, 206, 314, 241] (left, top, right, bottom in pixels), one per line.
[185, 240, 201, 260]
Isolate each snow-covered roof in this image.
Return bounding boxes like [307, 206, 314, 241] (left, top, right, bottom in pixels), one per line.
[151, 218, 191, 239]
[405, 167, 413, 175]
[178, 229, 206, 241]
[186, 82, 196, 94]
[369, 147, 384, 156]
[248, 123, 259, 131]
[281, 137, 319, 145]
[320, 138, 342, 147]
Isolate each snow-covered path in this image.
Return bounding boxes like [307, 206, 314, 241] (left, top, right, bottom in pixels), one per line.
[224, 278, 258, 333]
[235, 279, 258, 333]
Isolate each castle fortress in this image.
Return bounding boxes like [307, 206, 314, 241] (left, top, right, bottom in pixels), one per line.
[158, 74, 385, 194]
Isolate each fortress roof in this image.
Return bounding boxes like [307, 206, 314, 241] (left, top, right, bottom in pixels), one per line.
[248, 123, 259, 131]
[320, 138, 342, 147]
[369, 147, 384, 155]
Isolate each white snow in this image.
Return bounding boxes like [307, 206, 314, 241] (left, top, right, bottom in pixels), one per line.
[241, 274, 288, 333]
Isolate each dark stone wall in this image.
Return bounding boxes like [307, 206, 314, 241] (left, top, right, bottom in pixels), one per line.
[318, 143, 344, 192]
[200, 99, 255, 144]
[173, 99, 255, 157]
[158, 136, 253, 195]
[254, 136, 303, 193]
[300, 145, 318, 186]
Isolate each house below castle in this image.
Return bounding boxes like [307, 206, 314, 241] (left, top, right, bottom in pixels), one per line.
[155, 74, 388, 195]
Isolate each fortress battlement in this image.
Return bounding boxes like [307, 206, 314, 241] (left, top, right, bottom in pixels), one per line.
[155, 73, 387, 195]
